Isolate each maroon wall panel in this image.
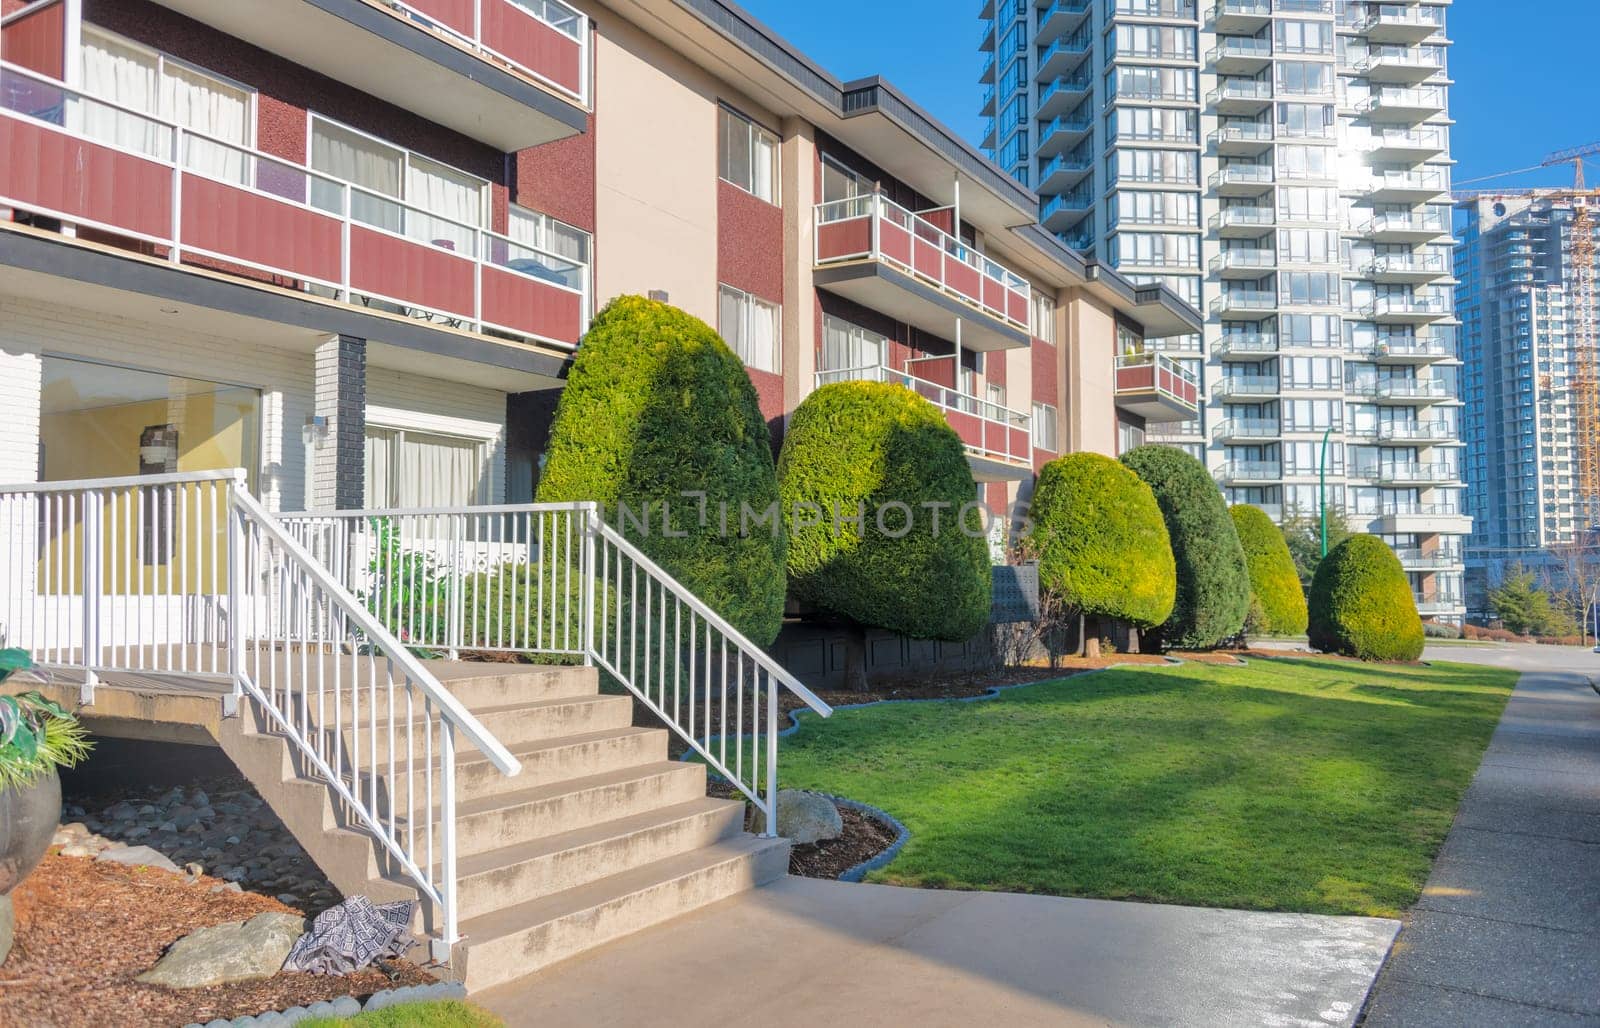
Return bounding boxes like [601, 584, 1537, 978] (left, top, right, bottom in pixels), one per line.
[349, 226, 476, 316]
[180, 175, 342, 284]
[2, 1, 65, 78]
[405, 0, 476, 37]
[515, 114, 594, 231]
[0, 114, 173, 238]
[717, 180, 782, 301]
[1032, 341, 1057, 406]
[481, 267, 582, 343]
[483, 0, 582, 96]
[816, 216, 871, 261]
[748, 368, 784, 426]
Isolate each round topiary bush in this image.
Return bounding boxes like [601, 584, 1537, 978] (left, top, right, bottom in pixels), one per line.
[1229, 504, 1309, 637]
[778, 380, 990, 641]
[1120, 445, 1250, 650]
[1308, 534, 1424, 661]
[537, 295, 786, 646]
[1026, 453, 1175, 631]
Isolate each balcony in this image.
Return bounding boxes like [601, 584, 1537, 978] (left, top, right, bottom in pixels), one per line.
[813, 196, 1032, 352]
[1213, 332, 1278, 357]
[815, 366, 1033, 477]
[1041, 192, 1094, 233]
[1211, 290, 1277, 316]
[1209, 80, 1274, 115]
[1364, 253, 1453, 283]
[1036, 33, 1093, 82]
[1371, 127, 1449, 161]
[1395, 549, 1461, 572]
[1212, 374, 1279, 399]
[1368, 169, 1448, 202]
[1210, 206, 1276, 237]
[1376, 421, 1459, 445]
[1357, 45, 1448, 84]
[1211, 0, 1273, 33]
[1360, 87, 1448, 122]
[1367, 296, 1454, 324]
[1218, 460, 1282, 484]
[1358, 337, 1456, 364]
[1208, 38, 1273, 74]
[1356, 212, 1452, 242]
[1360, 6, 1447, 45]
[1037, 0, 1093, 45]
[0, 64, 589, 347]
[1036, 114, 1094, 158]
[146, 0, 589, 151]
[1210, 249, 1277, 278]
[1037, 150, 1095, 193]
[1113, 352, 1201, 424]
[1415, 594, 1465, 617]
[1371, 505, 1472, 536]
[1347, 378, 1454, 405]
[1212, 417, 1280, 442]
[1210, 165, 1275, 197]
[1356, 462, 1461, 486]
[1210, 123, 1275, 156]
[1037, 75, 1093, 120]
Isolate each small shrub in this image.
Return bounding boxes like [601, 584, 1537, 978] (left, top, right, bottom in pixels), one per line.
[778, 380, 990, 641]
[1421, 620, 1463, 640]
[1120, 446, 1250, 649]
[1025, 453, 1176, 631]
[1229, 504, 1308, 637]
[537, 296, 786, 646]
[1308, 535, 1424, 661]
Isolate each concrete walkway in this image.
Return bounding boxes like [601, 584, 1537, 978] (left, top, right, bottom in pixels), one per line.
[1364, 645, 1600, 1025]
[478, 876, 1398, 1027]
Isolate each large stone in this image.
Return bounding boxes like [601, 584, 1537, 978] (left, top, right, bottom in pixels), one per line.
[136, 912, 306, 988]
[775, 790, 843, 845]
[0, 894, 12, 966]
[95, 845, 181, 874]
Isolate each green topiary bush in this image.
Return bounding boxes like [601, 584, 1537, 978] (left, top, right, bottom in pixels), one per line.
[1308, 534, 1424, 661]
[1026, 453, 1175, 630]
[1120, 445, 1250, 649]
[1229, 504, 1309, 637]
[778, 380, 990, 641]
[537, 296, 786, 646]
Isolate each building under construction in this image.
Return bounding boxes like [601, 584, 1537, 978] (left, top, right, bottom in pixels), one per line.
[1456, 190, 1600, 570]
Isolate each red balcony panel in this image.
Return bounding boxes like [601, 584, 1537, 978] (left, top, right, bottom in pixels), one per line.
[1116, 363, 1155, 392]
[1007, 290, 1029, 326]
[2, 2, 65, 79]
[816, 216, 871, 261]
[943, 408, 983, 451]
[483, 1, 584, 96]
[981, 276, 1006, 319]
[0, 114, 172, 240]
[179, 176, 342, 285]
[481, 266, 582, 343]
[404, 0, 479, 36]
[878, 218, 913, 266]
[1009, 426, 1031, 457]
[945, 258, 982, 305]
[349, 226, 476, 318]
[912, 236, 943, 282]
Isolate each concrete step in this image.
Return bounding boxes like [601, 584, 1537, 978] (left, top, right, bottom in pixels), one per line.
[317, 694, 637, 762]
[449, 762, 709, 857]
[458, 835, 791, 992]
[453, 797, 747, 920]
[258, 664, 599, 721]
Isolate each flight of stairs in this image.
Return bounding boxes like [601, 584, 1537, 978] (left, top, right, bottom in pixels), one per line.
[217, 660, 790, 992]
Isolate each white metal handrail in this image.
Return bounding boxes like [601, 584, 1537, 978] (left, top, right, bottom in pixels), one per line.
[0, 470, 519, 958]
[279, 504, 834, 835]
[0, 61, 591, 345]
[813, 364, 1033, 465]
[381, 0, 590, 107]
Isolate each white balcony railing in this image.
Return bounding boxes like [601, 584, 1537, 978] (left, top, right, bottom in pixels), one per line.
[814, 365, 1034, 466]
[0, 62, 591, 348]
[384, 0, 591, 106]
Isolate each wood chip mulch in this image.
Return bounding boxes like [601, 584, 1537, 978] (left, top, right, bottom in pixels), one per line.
[0, 853, 434, 1028]
[785, 807, 901, 880]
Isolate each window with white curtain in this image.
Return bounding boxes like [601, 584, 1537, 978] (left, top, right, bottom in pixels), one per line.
[364, 425, 489, 509]
[820, 315, 885, 374]
[507, 204, 591, 295]
[79, 27, 252, 180]
[718, 284, 781, 373]
[718, 106, 779, 204]
[309, 115, 486, 254]
[1032, 403, 1059, 452]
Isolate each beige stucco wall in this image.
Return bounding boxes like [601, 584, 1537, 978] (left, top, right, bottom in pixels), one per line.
[591, 15, 781, 328]
[1062, 289, 1120, 458]
[780, 117, 817, 420]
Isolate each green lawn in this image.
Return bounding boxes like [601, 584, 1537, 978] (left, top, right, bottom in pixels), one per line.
[779, 657, 1517, 917]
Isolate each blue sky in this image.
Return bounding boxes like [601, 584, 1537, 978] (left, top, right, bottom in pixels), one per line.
[736, 0, 1597, 191]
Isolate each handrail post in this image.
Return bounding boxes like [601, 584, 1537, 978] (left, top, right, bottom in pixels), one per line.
[580, 503, 596, 666]
[78, 489, 101, 706]
[763, 672, 778, 837]
[225, 475, 246, 718]
[447, 515, 466, 659]
[435, 723, 460, 964]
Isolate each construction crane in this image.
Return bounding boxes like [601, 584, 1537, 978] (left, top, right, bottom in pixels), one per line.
[1458, 142, 1600, 534]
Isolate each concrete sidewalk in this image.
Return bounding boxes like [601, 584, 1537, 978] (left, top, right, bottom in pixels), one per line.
[477, 875, 1398, 1027]
[1364, 657, 1600, 1025]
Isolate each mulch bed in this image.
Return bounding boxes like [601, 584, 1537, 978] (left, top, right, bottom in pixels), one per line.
[0, 853, 434, 1028]
[705, 781, 899, 881]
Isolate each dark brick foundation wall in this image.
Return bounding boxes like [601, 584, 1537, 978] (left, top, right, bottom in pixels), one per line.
[332, 335, 366, 510]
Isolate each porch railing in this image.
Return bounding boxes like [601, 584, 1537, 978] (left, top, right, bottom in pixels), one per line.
[0, 471, 520, 958]
[279, 505, 833, 835]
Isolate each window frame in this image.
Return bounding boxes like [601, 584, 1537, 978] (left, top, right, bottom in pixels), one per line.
[306, 112, 490, 230]
[78, 24, 259, 147]
[718, 283, 783, 374]
[717, 105, 780, 206]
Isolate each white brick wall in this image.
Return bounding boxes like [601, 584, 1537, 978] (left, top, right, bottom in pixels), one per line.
[366, 366, 508, 504]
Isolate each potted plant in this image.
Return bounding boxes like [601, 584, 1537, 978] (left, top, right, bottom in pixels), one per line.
[0, 649, 90, 896]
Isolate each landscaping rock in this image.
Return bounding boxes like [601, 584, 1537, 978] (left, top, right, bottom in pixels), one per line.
[135, 912, 306, 988]
[0, 894, 12, 965]
[96, 845, 181, 873]
[776, 790, 843, 845]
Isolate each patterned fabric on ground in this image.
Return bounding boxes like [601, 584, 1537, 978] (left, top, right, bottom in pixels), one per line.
[283, 896, 416, 975]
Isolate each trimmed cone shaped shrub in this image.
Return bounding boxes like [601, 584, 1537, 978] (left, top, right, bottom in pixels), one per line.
[537, 296, 786, 646]
[1027, 453, 1175, 629]
[1120, 445, 1250, 649]
[778, 380, 990, 641]
[1230, 504, 1309, 637]
[1308, 534, 1424, 661]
